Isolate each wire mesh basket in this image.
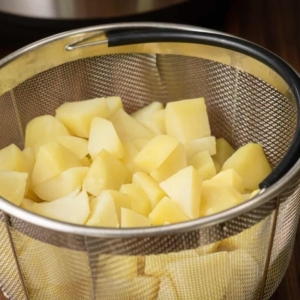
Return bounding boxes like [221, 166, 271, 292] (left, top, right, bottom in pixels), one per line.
[1, 23, 300, 300]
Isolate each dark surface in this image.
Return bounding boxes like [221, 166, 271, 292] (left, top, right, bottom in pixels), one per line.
[0, 0, 300, 299]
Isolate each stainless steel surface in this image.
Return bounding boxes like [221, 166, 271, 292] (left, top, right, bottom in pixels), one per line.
[0, 23, 300, 299]
[0, 0, 188, 19]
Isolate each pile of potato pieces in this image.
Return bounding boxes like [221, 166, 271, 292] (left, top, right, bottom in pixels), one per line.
[0, 96, 272, 227]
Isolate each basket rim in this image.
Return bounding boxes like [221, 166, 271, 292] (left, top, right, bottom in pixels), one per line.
[1, 22, 300, 238]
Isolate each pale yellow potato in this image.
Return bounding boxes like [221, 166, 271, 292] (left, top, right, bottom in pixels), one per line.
[160, 166, 202, 219]
[144, 250, 198, 277]
[120, 183, 151, 217]
[212, 156, 221, 173]
[132, 138, 151, 151]
[149, 197, 189, 226]
[80, 156, 91, 167]
[25, 189, 42, 203]
[185, 136, 216, 158]
[0, 143, 27, 172]
[31, 189, 90, 225]
[25, 115, 70, 148]
[222, 142, 272, 190]
[120, 140, 140, 175]
[20, 198, 35, 210]
[157, 277, 179, 300]
[110, 108, 154, 141]
[212, 137, 235, 167]
[188, 150, 216, 180]
[166, 252, 230, 300]
[86, 193, 119, 227]
[57, 136, 88, 159]
[33, 167, 88, 202]
[88, 117, 124, 159]
[0, 171, 28, 205]
[31, 141, 82, 187]
[83, 149, 128, 196]
[165, 98, 211, 143]
[200, 180, 243, 216]
[211, 168, 244, 193]
[55, 97, 109, 138]
[121, 208, 151, 227]
[132, 171, 166, 209]
[105, 96, 123, 117]
[22, 146, 36, 194]
[151, 109, 166, 134]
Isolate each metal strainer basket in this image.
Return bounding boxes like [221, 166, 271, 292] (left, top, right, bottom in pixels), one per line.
[1, 23, 300, 300]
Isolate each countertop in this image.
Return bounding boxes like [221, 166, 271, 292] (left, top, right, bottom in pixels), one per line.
[0, 0, 300, 299]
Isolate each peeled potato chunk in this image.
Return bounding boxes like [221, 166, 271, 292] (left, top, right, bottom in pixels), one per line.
[149, 197, 190, 226]
[25, 115, 70, 148]
[211, 168, 244, 193]
[222, 142, 272, 190]
[105, 96, 123, 117]
[0, 171, 28, 205]
[165, 98, 211, 143]
[185, 136, 216, 158]
[212, 138, 235, 167]
[55, 97, 109, 138]
[0, 144, 27, 173]
[57, 136, 88, 159]
[157, 277, 179, 300]
[121, 208, 151, 228]
[120, 140, 140, 175]
[160, 166, 202, 219]
[31, 189, 90, 224]
[83, 150, 128, 197]
[33, 167, 89, 202]
[88, 117, 124, 159]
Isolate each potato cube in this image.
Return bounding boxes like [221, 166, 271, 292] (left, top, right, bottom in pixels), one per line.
[31, 190, 90, 224]
[80, 156, 91, 167]
[0, 171, 28, 205]
[151, 109, 166, 135]
[132, 138, 151, 151]
[25, 115, 70, 148]
[166, 252, 230, 300]
[157, 277, 179, 300]
[33, 167, 88, 201]
[55, 98, 109, 138]
[83, 150, 128, 196]
[165, 98, 211, 143]
[110, 109, 154, 141]
[132, 171, 166, 209]
[200, 180, 243, 216]
[212, 138, 235, 167]
[121, 208, 151, 227]
[185, 136, 216, 158]
[211, 169, 244, 193]
[159, 166, 202, 219]
[105, 96, 123, 117]
[0, 144, 27, 172]
[212, 156, 221, 173]
[222, 143, 272, 190]
[149, 197, 190, 226]
[57, 136, 88, 159]
[20, 198, 35, 211]
[120, 183, 151, 216]
[88, 117, 124, 159]
[188, 150, 216, 180]
[86, 193, 119, 227]
[31, 142, 82, 187]
[120, 140, 140, 175]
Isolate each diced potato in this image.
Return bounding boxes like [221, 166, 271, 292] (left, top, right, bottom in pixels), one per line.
[0, 144, 27, 172]
[25, 115, 70, 148]
[0, 171, 28, 205]
[121, 208, 151, 227]
[120, 183, 151, 217]
[188, 151, 216, 180]
[196, 241, 221, 256]
[31, 141, 82, 187]
[105, 96, 123, 117]
[83, 150, 128, 196]
[241, 193, 251, 201]
[25, 189, 42, 203]
[211, 169, 244, 193]
[185, 136, 216, 158]
[200, 180, 243, 216]
[166, 252, 230, 300]
[165, 98, 211, 143]
[88, 117, 124, 159]
[149, 197, 190, 226]
[212, 138, 235, 167]
[144, 250, 198, 277]
[20, 198, 35, 210]
[86, 193, 119, 227]
[132, 171, 166, 209]
[151, 109, 166, 135]
[33, 167, 89, 201]
[97, 190, 131, 223]
[80, 156, 91, 167]
[57, 136, 88, 159]
[159, 166, 202, 219]
[212, 156, 221, 173]
[157, 277, 179, 300]
[222, 143, 272, 190]
[55, 98, 109, 138]
[226, 249, 260, 300]
[132, 138, 151, 151]
[251, 189, 260, 198]
[23, 147, 35, 175]
[120, 140, 140, 175]
[110, 109, 154, 141]
[31, 190, 90, 224]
